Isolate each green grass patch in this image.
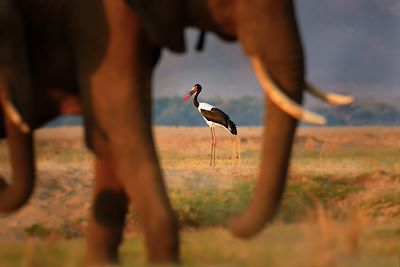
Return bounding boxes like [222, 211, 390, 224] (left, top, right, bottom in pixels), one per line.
[278, 183, 311, 222]
[368, 227, 400, 239]
[0, 240, 84, 267]
[171, 181, 254, 227]
[371, 193, 400, 207]
[308, 176, 364, 201]
[24, 224, 52, 239]
[35, 142, 91, 164]
[167, 174, 367, 226]
[278, 176, 364, 222]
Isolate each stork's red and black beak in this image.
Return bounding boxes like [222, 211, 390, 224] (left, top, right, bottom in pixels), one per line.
[182, 86, 197, 103]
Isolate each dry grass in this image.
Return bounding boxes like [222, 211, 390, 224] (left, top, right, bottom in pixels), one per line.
[0, 126, 399, 266]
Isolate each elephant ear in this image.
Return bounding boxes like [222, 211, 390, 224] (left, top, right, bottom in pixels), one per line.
[127, 0, 186, 52]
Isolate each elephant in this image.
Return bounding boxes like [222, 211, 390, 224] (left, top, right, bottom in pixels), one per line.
[0, 0, 353, 265]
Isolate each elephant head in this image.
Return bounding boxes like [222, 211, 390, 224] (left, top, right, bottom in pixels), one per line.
[129, 0, 353, 238]
[229, 0, 352, 238]
[125, 0, 186, 52]
[226, 0, 307, 238]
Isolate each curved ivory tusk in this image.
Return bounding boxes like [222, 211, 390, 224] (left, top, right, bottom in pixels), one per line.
[251, 57, 326, 125]
[0, 94, 30, 134]
[306, 83, 354, 105]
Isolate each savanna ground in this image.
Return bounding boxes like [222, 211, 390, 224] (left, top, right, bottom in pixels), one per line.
[0, 126, 399, 266]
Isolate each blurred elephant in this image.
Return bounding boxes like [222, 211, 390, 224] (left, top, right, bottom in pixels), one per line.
[0, 0, 352, 265]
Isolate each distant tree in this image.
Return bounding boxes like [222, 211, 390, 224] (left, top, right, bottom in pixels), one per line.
[42, 96, 400, 127]
[314, 97, 400, 126]
[153, 96, 204, 126]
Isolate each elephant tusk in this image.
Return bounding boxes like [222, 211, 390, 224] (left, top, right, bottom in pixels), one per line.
[306, 83, 354, 105]
[251, 57, 326, 125]
[0, 94, 30, 134]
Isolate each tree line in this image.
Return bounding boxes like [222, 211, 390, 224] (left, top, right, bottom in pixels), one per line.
[46, 96, 400, 127]
[152, 96, 400, 126]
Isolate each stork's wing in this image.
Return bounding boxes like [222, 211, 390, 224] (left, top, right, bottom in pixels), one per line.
[201, 108, 237, 135]
[200, 108, 227, 126]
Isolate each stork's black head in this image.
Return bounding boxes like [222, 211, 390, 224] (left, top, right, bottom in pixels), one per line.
[182, 83, 202, 103]
[194, 84, 202, 92]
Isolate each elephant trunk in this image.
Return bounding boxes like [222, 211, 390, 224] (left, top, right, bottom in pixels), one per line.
[230, 0, 304, 238]
[229, 85, 299, 238]
[0, 112, 34, 213]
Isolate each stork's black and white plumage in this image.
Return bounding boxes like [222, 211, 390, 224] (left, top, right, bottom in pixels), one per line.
[182, 84, 240, 166]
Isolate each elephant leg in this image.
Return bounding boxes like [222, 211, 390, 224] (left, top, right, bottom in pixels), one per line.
[69, 0, 178, 263]
[84, 156, 128, 266]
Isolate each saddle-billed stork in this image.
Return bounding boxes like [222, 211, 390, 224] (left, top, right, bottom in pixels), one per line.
[182, 83, 240, 166]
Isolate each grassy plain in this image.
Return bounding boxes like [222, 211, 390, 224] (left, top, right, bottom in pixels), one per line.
[0, 126, 399, 266]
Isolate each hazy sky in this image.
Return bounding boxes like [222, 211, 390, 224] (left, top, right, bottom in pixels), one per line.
[153, 0, 400, 101]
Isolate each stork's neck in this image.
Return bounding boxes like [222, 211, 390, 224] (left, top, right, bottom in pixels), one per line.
[193, 90, 200, 108]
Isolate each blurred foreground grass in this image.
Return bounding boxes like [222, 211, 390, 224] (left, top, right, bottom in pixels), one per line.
[1, 224, 398, 267]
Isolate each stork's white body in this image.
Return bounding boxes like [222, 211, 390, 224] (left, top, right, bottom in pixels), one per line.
[197, 102, 215, 127]
[198, 102, 232, 134]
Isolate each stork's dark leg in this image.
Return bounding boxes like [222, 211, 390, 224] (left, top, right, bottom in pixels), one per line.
[234, 136, 241, 162]
[230, 135, 240, 164]
[209, 127, 216, 167]
[237, 136, 241, 161]
[231, 136, 235, 161]
[212, 127, 216, 166]
[209, 127, 214, 166]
